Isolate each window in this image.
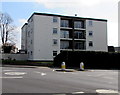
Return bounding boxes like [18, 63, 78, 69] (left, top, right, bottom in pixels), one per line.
[53, 39, 58, 45]
[53, 17, 58, 22]
[89, 21, 93, 26]
[61, 20, 69, 27]
[53, 28, 58, 34]
[28, 31, 30, 37]
[75, 42, 84, 49]
[60, 41, 69, 49]
[74, 21, 83, 28]
[89, 31, 93, 36]
[31, 40, 32, 44]
[53, 51, 57, 56]
[89, 41, 93, 47]
[31, 28, 33, 34]
[31, 51, 33, 55]
[60, 30, 69, 38]
[74, 31, 84, 39]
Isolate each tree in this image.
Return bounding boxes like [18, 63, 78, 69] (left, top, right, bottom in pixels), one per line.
[0, 12, 15, 45]
[0, 12, 17, 53]
[2, 43, 18, 53]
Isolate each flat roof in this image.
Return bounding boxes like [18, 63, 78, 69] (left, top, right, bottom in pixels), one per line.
[28, 12, 107, 22]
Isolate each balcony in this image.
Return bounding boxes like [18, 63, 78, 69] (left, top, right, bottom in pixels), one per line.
[74, 28, 86, 31]
[74, 21, 85, 30]
[60, 19, 72, 29]
[74, 31, 86, 40]
[60, 30, 72, 40]
[74, 41, 86, 50]
[60, 41, 72, 50]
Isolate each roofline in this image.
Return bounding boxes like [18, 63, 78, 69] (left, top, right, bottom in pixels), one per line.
[28, 12, 107, 22]
[21, 23, 28, 29]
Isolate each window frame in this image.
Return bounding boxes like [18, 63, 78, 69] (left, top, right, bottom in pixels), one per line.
[89, 20, 93, 26]
[53, 39, 58, 45]
[74, 31, 84, 39]
[89, 31, 93, 36]
[74, 21, 83, 28]
[89, 41, 93, 47]
[53, 51, 57, 56]
[60, 30, 69, 38]
[53, 28, 58, 34]
[53, 17, 58, 23]
[60, 20, 69, 27]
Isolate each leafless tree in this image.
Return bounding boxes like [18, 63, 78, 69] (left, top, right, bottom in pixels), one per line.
[0, 12, 15, 45]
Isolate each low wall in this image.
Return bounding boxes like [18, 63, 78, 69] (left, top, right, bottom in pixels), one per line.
[0, 53, 28, 61]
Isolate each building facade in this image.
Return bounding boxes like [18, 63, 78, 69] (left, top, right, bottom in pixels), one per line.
[118, 1, 120, 47]
[21, 13, 108, 61]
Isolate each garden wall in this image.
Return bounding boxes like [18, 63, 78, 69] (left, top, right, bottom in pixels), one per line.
[0, 53, 28, 61]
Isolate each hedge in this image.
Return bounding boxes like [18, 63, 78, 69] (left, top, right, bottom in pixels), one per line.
[53, 51, 120, 69]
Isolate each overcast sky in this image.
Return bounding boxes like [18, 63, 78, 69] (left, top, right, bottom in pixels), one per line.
[1, 0, 119, 49]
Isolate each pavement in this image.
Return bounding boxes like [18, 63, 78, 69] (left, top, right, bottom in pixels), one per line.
[0, 65, 119, 95]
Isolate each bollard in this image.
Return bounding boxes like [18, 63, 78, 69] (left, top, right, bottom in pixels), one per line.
[80, 62, 84, 71]
[61, 62, 66, 71]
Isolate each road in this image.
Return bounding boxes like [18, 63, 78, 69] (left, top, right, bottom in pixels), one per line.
[0, 65, 119, 95]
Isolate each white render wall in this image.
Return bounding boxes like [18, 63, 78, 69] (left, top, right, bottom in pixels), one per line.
[27, 17, 34, 60]
[21, 24, 27, 50]
[22, 13, 108, 61]
[32, 15, 60, 61]
[118, 1, 120, 47]
[86, 20, 108, 51]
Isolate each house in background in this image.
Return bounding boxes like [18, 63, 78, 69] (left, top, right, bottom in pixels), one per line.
[21, 12, 108, 61]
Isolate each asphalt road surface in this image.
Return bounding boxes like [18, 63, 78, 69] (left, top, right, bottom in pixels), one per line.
[0, 65, 119, 95]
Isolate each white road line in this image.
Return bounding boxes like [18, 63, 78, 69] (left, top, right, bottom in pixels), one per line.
[53, 94, 66, 95]
[4, 72, 26, 75]
[0, 76, 23, 79]
[72, 91, 85, 94]
[102, 77, 114, 80]
[96, 89, 119, 93]
[34, 71, 41, 73]
[41, 73, 46, 76]
[34, 71, 46, 76]
[89, 70, 95, 72]
[3, 70, 16, 71]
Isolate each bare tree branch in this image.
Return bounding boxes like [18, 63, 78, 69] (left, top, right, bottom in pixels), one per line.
[0, 12, 15, 45]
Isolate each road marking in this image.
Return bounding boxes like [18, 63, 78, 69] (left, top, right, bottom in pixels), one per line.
[3, 70, 16, 71]
[102, 77, 114, 80]
[35, 71, 41, 73]
[41, 73, 46, 76]
[53, 94, 66, 95]
[34, 71, 46, 76]
[96, 89, 119, 93]
[89, 70, 94, 72]
[4, 72, 26, 75]
[0, 76, 23, 79]
[72, 91, 85, 94]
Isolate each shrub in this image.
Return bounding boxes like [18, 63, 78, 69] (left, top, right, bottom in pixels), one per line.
[53, 51, 120, 69]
